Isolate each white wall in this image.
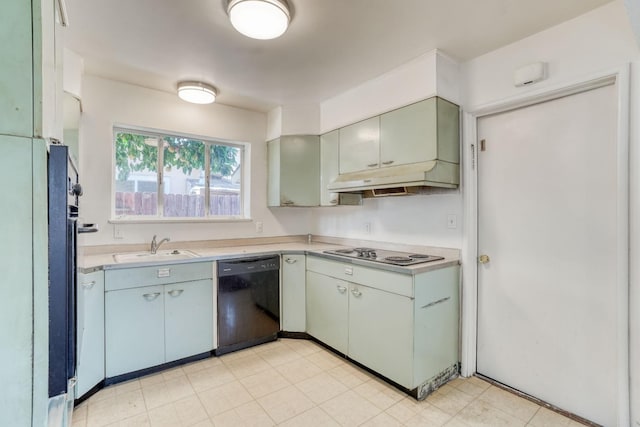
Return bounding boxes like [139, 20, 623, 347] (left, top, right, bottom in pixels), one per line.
[266, 104, 321, 140]
[320, 49, 460, 133]
[463, 1, 639, 109]
[63, 48, 84, 98]
[312, 191, 463, 248]
[281, 104, 321, 135]
[78, 76, 311, 246]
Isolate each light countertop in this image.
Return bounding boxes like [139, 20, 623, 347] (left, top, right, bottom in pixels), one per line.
[79, 237, 460, 276]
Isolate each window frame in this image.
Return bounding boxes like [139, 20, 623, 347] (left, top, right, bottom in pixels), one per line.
[111, 125, 250, 223]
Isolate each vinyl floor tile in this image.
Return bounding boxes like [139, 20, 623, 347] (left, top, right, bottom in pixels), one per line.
[75, 339, 587, 427]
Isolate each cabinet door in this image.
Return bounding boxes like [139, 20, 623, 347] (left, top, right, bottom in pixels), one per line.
[320, 130, 340, 206]
[105, 285, 165, 377]
[413, 266, 459, 387]
[164, 279, 214, 362]
[348, 285, 413, 388]
[306, 271, 348, 354]
[282, 254, 306, 332]
[380, 98, 437, 167]
[339, 117, 380, 174]
[76, 271, 105, 398]
[279, 135, 320, 206]
[0, 2, 33, 137]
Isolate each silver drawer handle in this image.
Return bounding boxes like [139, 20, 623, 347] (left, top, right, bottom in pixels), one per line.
[282, 200, 294, 205]
[168, 289, 184, 297]
[285, 258, 297, 264]
[336, 285, 347, 294]
[143, 292, 161, 301]
[81, 280, 96, 290]
[330, 199, 338, 205]
[421, 296, 450, 309]
[350, 288, 362, 297]
[381, 160, 394, 165]
[367, 163, 378, 168]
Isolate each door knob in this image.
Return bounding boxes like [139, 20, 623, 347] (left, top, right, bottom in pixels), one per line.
[478, 254, 490, 264]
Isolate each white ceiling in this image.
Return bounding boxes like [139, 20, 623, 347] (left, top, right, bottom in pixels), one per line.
[63, 0, 614, 112]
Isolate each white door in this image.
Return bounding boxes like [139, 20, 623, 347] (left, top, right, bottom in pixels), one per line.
[476, 83, 619, 426]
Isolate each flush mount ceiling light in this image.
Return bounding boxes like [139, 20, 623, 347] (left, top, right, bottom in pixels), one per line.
[177, 81, 217, 104]
[227, 0, 291, 40]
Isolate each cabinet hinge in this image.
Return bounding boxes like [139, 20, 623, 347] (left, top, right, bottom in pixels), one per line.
[471, 144, 476, 170]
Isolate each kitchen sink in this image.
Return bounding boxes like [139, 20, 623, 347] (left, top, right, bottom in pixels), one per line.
[113, 249, 200, 263]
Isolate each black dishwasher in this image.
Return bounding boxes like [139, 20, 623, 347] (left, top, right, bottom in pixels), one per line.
[217, 256, 280, 355]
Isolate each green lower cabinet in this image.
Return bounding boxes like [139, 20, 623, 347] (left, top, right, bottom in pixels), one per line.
[306, 255, 459, 394]
[282, 254, 306, 332]
[305, 271, 348, 354]
[106, 285, 165, 377]
[348, 284, 414, 388]
[76, 270, 105, 398]
[105, 277, 214, 378]
[164, 279, 213, 362]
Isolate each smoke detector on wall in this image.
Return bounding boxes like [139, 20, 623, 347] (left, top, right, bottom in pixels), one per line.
[514, 62, 547, 87]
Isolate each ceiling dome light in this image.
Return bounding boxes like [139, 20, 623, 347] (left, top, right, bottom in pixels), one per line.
[177, 81, 217, 104]
[227, 0, 291, 40]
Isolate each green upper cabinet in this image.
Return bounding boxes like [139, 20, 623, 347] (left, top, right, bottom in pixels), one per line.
[320, 130, 340, 206]
[338, 116, 380, 174]
[267, 136, 320, 207]
[0, 2, 34, 137]
[337, 97, 460, 175]
[380, 98, 437, 167]
[379, 97, 460, 167]
[0, 0, 63, 140]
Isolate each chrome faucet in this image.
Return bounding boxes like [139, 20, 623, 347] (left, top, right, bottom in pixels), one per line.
[150, 235, 170, 254]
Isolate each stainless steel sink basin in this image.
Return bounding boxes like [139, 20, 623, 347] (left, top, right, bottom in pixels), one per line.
[113, 249, 200, 263]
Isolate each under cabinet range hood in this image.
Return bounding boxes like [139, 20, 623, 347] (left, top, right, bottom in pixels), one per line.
[327, 96, 460, 194]
[327, 159, 459, 193]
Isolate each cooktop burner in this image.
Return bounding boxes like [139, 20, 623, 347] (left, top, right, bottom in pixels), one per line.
[323, 248, 444, 266]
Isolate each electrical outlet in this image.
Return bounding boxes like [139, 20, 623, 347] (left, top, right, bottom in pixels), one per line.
[364, 222, 371, 234]
[255, 221, 263, 233]
[447, 214, 457, 229]
[113, 224, 124, 239]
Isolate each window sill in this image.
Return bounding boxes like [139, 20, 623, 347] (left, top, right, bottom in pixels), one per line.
[109, 217, 252, 224]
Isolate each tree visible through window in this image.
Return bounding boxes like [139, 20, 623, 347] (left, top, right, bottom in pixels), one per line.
[114, 128, 243, 219]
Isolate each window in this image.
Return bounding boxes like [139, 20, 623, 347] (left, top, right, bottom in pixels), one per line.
[114, 128, 245, 220]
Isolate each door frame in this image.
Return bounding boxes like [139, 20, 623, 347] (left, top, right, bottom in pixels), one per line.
[460, 66, 631, 425]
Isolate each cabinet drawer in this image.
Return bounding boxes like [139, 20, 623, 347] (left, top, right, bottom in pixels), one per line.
[105, 261, 213, 291]
[306, 256, 413, 297]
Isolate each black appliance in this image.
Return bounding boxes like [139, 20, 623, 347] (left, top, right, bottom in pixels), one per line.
[48, 144, 82, 398]
[323, 247, 444, 266]
[217, 256, 280, 355]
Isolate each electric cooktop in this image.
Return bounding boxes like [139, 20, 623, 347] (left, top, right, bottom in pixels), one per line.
[323, 247, 444, 266]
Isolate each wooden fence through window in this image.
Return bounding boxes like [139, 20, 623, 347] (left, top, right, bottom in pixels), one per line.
[115, 191, 240, 217]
